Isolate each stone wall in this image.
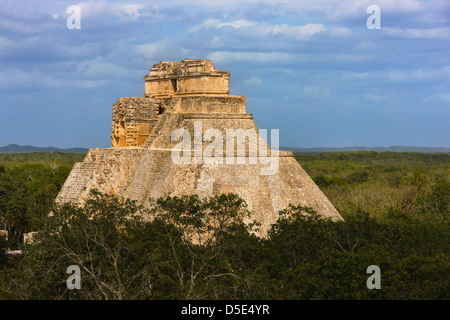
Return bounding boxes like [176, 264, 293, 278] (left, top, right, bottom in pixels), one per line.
[111, 97, 156, 148]
[144, 59, 230, 97]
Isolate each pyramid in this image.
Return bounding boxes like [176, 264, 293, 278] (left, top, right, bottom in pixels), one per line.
[56, 59, 343, 235]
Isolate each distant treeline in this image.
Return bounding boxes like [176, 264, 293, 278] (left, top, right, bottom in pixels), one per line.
[0, 144, 88, 153]
[294, 150, 450, 163]
[294, 151, 449, 221]
[0, 152, 86, 166]
[285, 146, 450, 154]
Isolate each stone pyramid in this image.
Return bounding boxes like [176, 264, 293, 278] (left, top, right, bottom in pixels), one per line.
[56, 59, 343, 235]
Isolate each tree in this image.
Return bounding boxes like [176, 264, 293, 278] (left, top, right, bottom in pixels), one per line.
[0, 233, 7, 267]
[146, 193, 259, 299]
[0, 164, 71, 248]
[4, 192, 154, 299]
[2, 192, 259, 300]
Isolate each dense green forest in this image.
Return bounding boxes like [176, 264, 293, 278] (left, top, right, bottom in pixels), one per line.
[0, 152, 85, 247]
[0, 151, 85, 166]
[0, 151, 448, 299]
[294, 152, 449, 221]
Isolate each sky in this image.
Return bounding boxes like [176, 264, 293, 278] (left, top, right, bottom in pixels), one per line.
[0, 0, 449, 148]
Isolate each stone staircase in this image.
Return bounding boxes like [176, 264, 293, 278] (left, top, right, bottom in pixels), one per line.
[143, 112, 169, 148]
[56, 149, 111, 203]
[56, 162, 97, 203]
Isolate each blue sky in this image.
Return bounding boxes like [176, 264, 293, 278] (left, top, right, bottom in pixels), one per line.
[0, 0, 449, 148]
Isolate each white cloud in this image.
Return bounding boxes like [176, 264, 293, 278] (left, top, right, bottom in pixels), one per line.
[303, 85, 331, 98]
[244, 76, 262, 85]
[386, 67, 450, 83]
[356, 41, 378, 51]
[121, 4, 146, 19]
[288, 0, 423, 20]
[254, 23, 324, 37]
[0, 35, 42, 55]
[364, 93, 390, 102]
[424, 93, 450, 103]
[199, 19, 326, 40]
[76, 1, 146, 20]
[0, 68, 108, 89]
[0, 36, 16, 48]
[135, 39, 192, 63]
[383, 27, 450, 40]
[202, 19, 257, 29]
[135, 43, 161, 60]
[341, 71, 369, 81]
[207, 51, 293, 64]
[438, 93, 450, 103]
[328, 26, 352, 37]
[75, 57, 128, 78]
[207, 50, 368, 64]
[55, 42, 101, 59]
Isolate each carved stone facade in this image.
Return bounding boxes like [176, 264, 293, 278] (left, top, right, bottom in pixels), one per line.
[111, 97, 155, 148]
[57, 59, 343, 236]
[144, 59, 230, 97]
[111, 59, 233, 148]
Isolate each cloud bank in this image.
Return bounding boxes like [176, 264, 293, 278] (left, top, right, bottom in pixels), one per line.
[0, 0, 448, 148]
